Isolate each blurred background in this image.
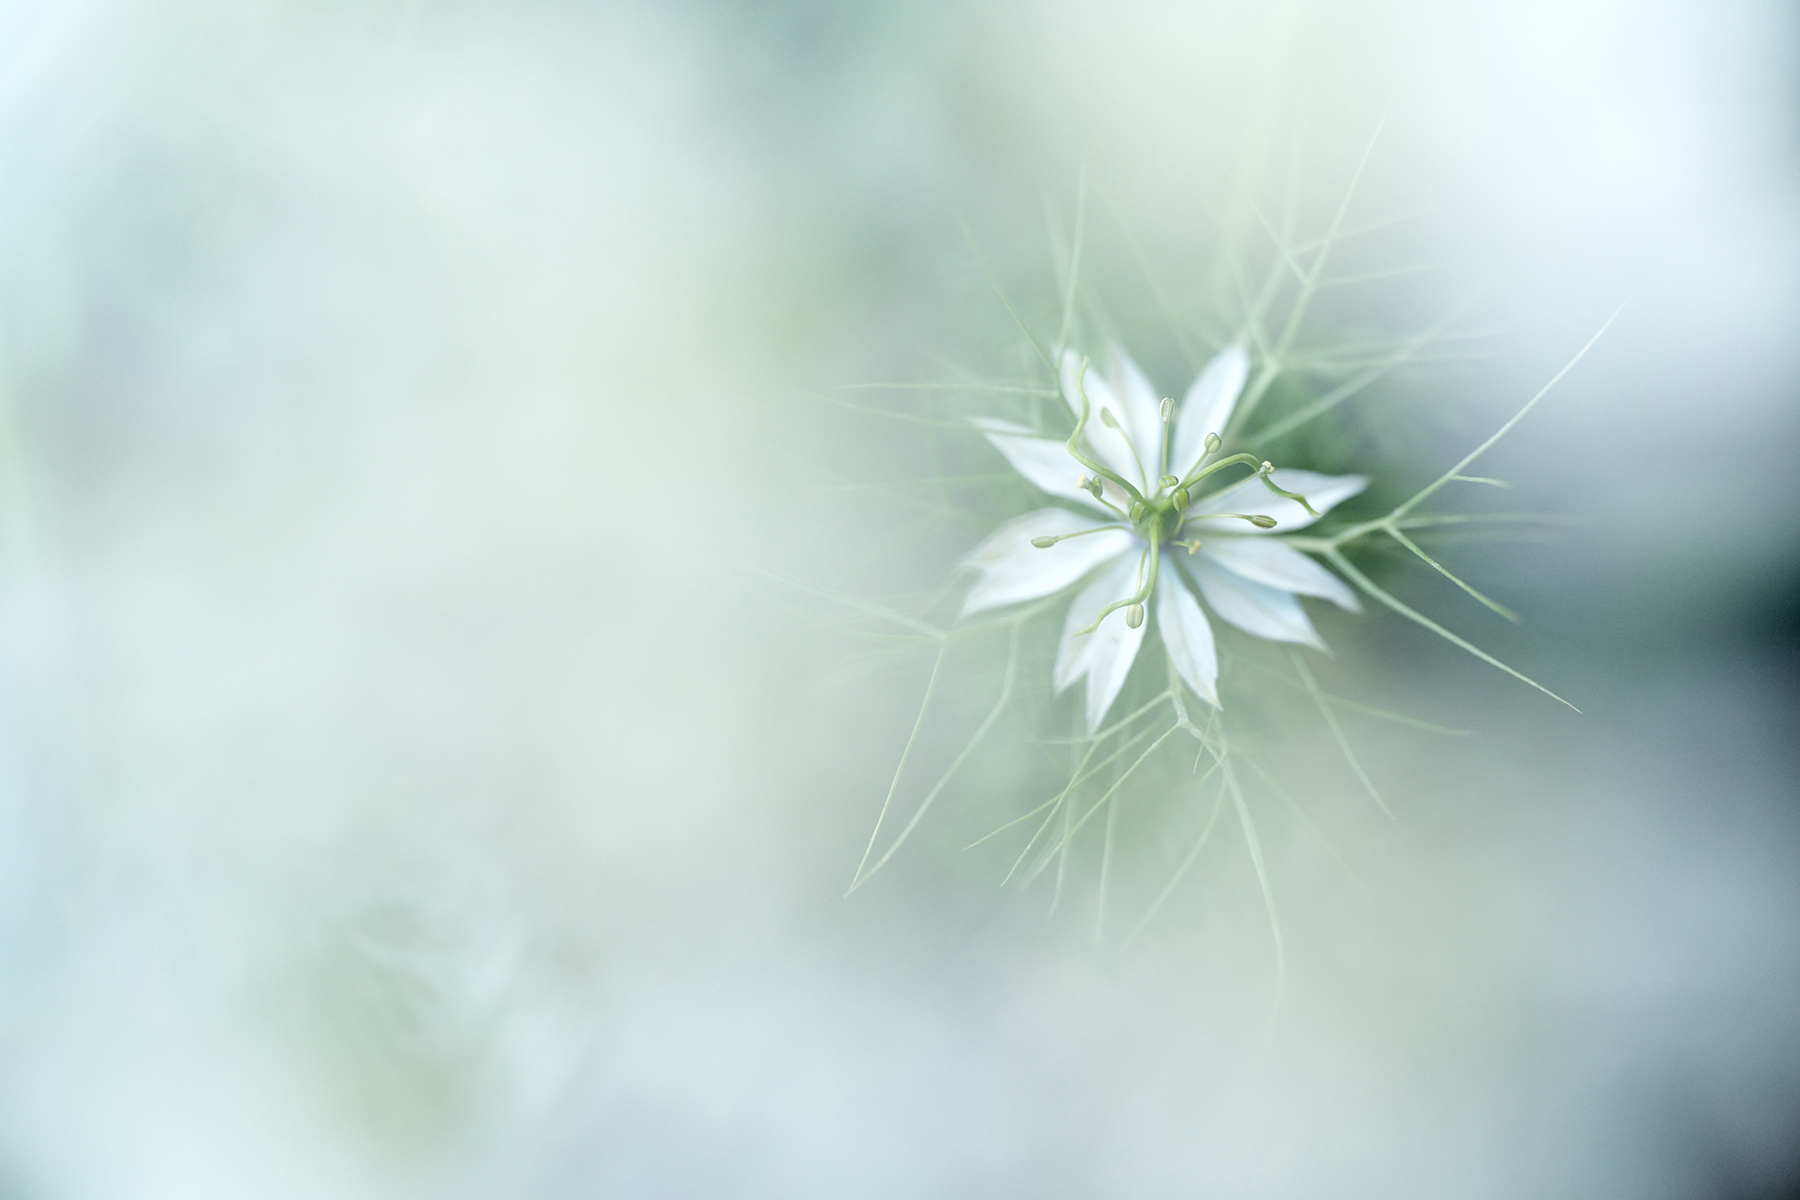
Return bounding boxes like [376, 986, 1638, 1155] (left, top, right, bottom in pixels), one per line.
[0, 0, 1797, 1196]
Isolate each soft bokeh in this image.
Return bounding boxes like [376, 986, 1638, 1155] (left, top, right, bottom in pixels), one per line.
[0, 1, 1796, 1197]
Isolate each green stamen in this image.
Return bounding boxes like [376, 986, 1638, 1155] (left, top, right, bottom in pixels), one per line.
[1065, 360, 1145, 506]
[1171, 455, 1318, 517]
[1078, 474, 1131, 520]
[1175, 451, 1264, 492]
[1189, 512, 1279, 529]
[1030, 525, 1125, 549]
[1074, 537, 1161, 636]
[1100, 406, 1152, 494]
[1158, 397, 1174, 479]
[1257, 470, 1320, 517]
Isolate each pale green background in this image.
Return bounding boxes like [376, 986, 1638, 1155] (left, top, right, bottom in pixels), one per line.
[0, 1, 1796, 1197]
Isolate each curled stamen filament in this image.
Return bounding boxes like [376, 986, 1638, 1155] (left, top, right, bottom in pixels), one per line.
[1173, 452, 1319, 517]
[1174, 451, 1265, 492]
[1064, 361, 1145, 506]
[1073, 538, 1159, 636]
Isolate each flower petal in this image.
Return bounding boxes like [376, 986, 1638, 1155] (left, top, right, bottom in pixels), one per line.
[1082, 596, 1149, 732]
[1057, 347, 1094, 425]
[1171, 343, 1249, 478]
[1052, 549, 1146, 691]
[1187, 468, 1368, 534]
[1156, 574, 1219, 708]
[1197, 537, 1360, 611]
[1052, 554, 1150, 732]
[961, 508, 1132, 616]
[1053, 553, 1135, 691]
[1184, 555, 1325, 649]
[1104, 346, 1167, 479]
[1059, 349, 1150, 491]
[973, 418, 1115, 515]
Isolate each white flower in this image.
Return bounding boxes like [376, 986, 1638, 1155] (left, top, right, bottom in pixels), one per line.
[962, 345, 1368, 731]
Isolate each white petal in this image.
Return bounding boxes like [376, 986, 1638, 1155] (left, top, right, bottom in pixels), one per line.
[1082, 596, 1148, 732]
[1051, 554, 1144, 694]
[1198, 537, 1360, 610]
[961, 509, 1132, 616]
[1057, 347, 1090, 425]
[1171, 343, 1249, 477]
[1052, 555, 1150, 731]
[973, 418, 1114, 515]
[1185, 555, 1325, 649]
[1156, 574, 1219, 708]
[1187, 468, 1368, 534]
[1058, 349, 1150, 490]
[1104, 346, 1166, 478]
[1053, 552, 1141, 693]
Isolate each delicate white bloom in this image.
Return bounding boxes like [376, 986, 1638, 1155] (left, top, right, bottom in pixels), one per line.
[962, 345, 1367, 731]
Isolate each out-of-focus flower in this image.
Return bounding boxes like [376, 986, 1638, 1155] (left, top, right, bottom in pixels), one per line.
[962, 345, 1366, 730]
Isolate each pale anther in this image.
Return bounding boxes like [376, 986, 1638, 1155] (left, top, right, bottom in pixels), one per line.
[1159, 397, 1173, 422]
[1125, 604, 1145, 629]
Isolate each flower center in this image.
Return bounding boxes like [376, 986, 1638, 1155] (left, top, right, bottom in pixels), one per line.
[1037, 357, 1322, 638]
[1131, 495, 1183, 546]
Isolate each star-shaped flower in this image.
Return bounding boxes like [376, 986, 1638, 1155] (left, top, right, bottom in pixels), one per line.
[962, 345, 1368, 731]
